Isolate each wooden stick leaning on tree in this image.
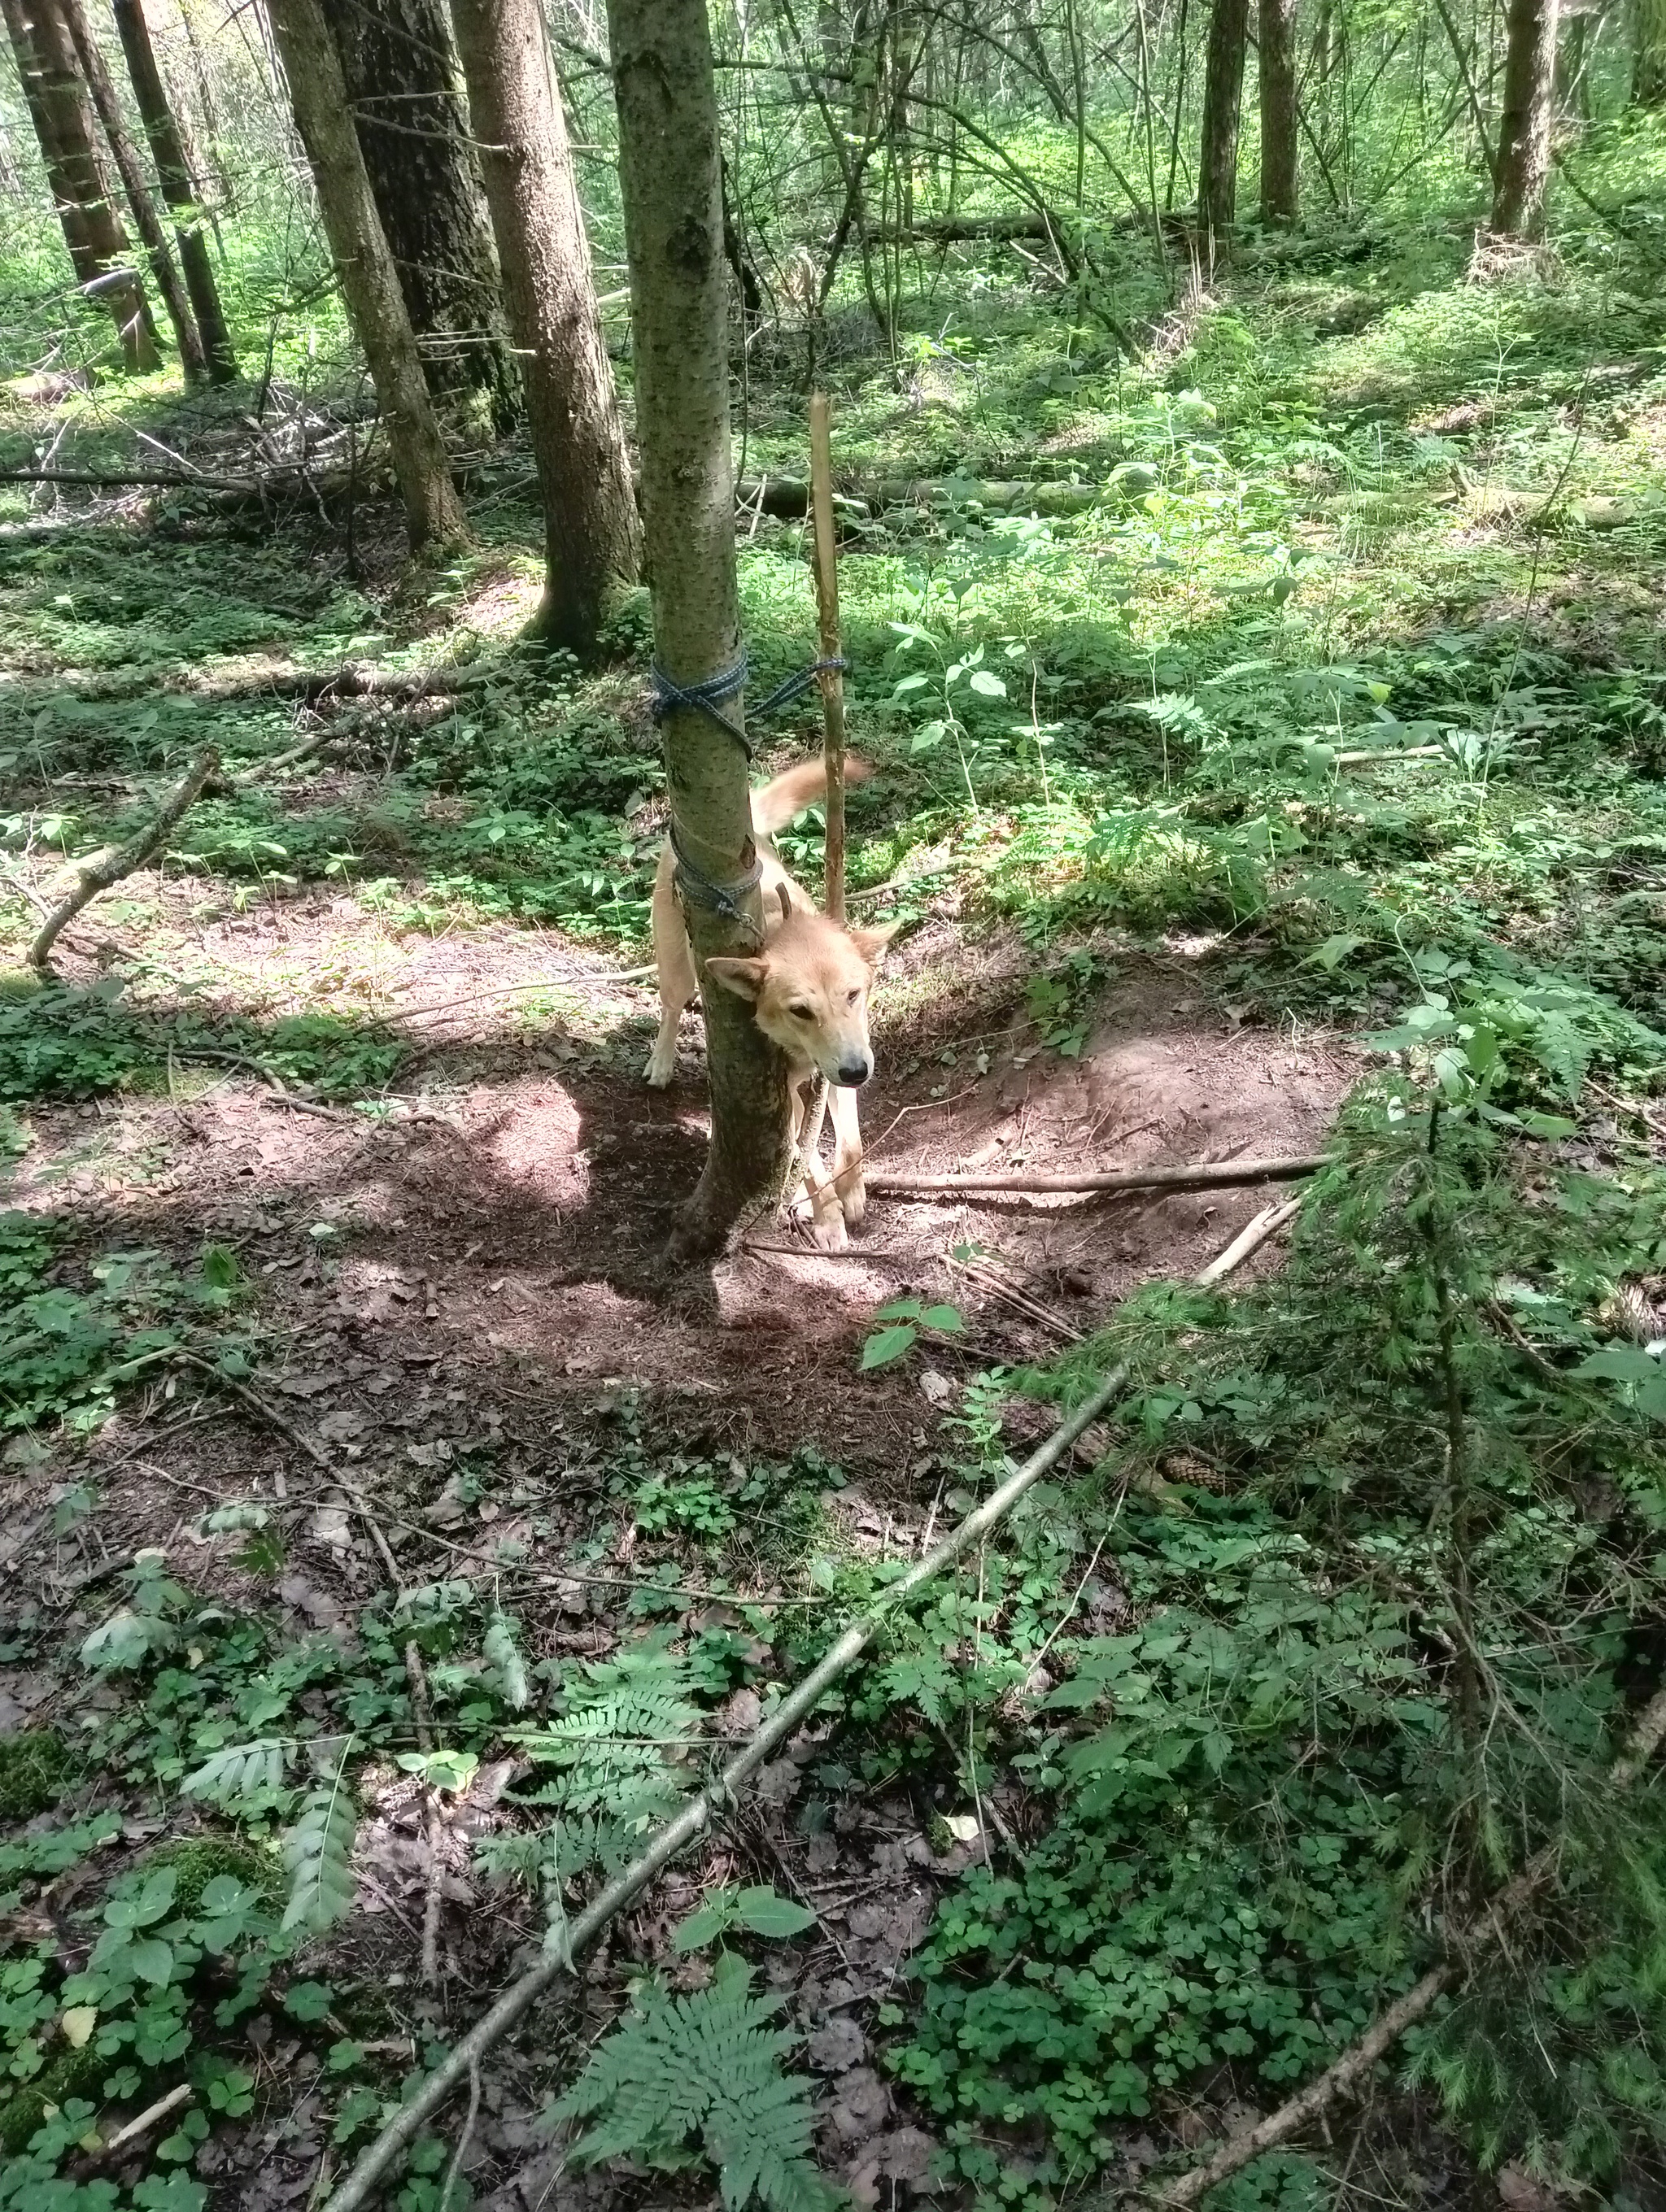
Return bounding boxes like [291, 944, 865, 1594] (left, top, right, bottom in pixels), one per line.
[1155, 1678, 1666, 2208]
[314, 1200, 1313, 2212]
[29, 745, 218, 975]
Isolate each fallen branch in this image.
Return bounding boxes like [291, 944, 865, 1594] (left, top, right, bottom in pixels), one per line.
[1331, 745, 1447, 767]
[96, 2082, 193, 2159]
[1193, 1196, 1302, 1286]
[1154, 1679, 1666, 2209]
[866, 1152, 1332, 1199]
[0, 465, 252, 493]
[317, 1206, 1297, 2212]
[29, 746, 218, 974]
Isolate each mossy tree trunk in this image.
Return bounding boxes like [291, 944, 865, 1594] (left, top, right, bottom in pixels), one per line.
[1258, 0, 1298, 223]
[1197, 0, 1249, 264]
[111, 0, 235, 381]
[1492, 0, 1559, 237]
[451, 0, 640, 655]
[326, 0, 516, 428]
[265, 0, 467, 554]
[58, 0, 205, 382]
[2, 0, 158, 371]
[605, 0, 792, 1258]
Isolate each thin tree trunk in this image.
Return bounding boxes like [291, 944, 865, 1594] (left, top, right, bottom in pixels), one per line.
[605, 0, 792, 1258]
[57, 0, 206, 381]
[264, 0, 466, 554]
[1491, 0, 1558, 236]
[326, 0, 516, 427]
[111, 0, 235, 381]
[2, 0, 157, 370]
[1258, 0, 1299, 220]
[451, 0, 640, 656]
[1635, 0, 1666, 103]
[1197, 0, 1250, 263]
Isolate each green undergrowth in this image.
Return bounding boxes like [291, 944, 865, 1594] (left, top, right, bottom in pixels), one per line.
[4, 98, 1666, 2212]
[840, 1086, 1666, 2207]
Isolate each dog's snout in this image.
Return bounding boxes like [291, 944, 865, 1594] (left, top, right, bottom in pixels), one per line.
[836, 1059, 871, 1087]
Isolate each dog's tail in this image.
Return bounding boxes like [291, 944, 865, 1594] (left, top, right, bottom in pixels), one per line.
[751, 752, 873, 836]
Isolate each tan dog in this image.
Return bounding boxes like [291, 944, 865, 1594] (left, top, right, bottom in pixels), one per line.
[644, 757, 892, 1247]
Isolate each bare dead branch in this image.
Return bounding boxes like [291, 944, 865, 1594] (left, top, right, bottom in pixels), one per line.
[866, 1152, 1332, 1198]
[29, 746, 218, 974]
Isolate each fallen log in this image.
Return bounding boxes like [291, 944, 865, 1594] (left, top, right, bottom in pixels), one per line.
[874, 211, 1056, 243]
[735, 472, 1103, 521]
[866, 1153, 1332, 1199]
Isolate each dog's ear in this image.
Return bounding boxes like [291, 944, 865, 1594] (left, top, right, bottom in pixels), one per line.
[704, 956, 770, 1001]
[848, 919, 899, 967]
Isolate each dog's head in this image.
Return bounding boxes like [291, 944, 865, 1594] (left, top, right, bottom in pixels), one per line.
[704, 910, 895, 1086]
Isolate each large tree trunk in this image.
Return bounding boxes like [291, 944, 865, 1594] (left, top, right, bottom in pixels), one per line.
[605, 0, 792, 1259]
[1197, 0, 1249, 263]
[1, 0, 158, 371]
[265, 0, 466, 554]
[111, 0, 235, 381]
[1492, 0, 1559, 237]
[451, 0, 640, 656]
[1258, 0, 1298, 222]
[325, 0, 515, 427]
[1634, 0, 1666, 103]
[57, 0, 205, 382]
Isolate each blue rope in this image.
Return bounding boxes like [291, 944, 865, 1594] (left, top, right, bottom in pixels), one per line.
[649, 651, 849, 759]
[648, 653, 751, 755]
[669, 820, 763, 925]
[752, 656, 848, 717]
[650, 649, 851, 923]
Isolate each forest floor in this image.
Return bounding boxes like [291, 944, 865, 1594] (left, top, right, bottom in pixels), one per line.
[4, 169, 1666, 2212]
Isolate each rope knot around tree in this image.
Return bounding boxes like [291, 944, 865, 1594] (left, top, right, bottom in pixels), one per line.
[648, 651, 849, 760]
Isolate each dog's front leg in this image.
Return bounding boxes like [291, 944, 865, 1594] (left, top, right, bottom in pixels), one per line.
[787, 1080, 848, 1249]
[644, 859, 696, 1087]
[828, 1082, 866, 1226]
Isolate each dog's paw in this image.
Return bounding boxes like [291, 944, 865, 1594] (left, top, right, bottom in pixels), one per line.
[643, 1041, 677, 1087]
[812, 1210, 850, 1252]
[835, 1159, 867, 1225]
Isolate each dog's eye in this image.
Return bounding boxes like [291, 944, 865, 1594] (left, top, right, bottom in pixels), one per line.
[846, 988, 860, 1007]
[787, 1002, 814, 1020]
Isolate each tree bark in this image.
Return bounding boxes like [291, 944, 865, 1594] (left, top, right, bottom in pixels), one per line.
[111, 0, 235, 381]
[1, 0, 158, 371]
[1258, 0, 1298, 222]
[451, 0, 640, 657]
[264, 0, 466, 554]
[1635, 0, 1666, 103]
[1197, 0, 1250, 263]
[57, 0, 205, 382]
[605, 0, 792, 1257]
[1491, 0, 1559, 237]
[325, 0, 516, 426]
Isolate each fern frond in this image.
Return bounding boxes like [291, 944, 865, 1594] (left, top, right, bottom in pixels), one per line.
[504, 1636, 704, 1876]
[484, 1608, 530, 1709]
[280, 1748, 358, 1936]
[181, 1737, 289, 1808]
[553, 1957, 835, 2212]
